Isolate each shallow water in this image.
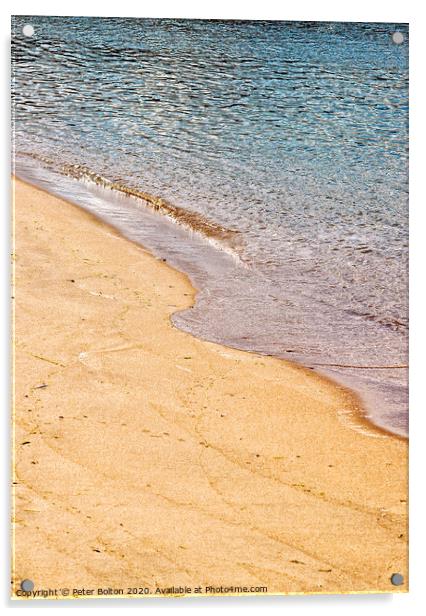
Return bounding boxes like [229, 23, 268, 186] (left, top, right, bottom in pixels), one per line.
[12, 17, 409, 436]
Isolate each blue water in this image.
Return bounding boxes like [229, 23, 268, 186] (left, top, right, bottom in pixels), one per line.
[11, 17, 409, 436]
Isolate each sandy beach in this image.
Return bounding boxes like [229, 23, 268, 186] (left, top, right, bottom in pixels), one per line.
[12, 178, 408, 597]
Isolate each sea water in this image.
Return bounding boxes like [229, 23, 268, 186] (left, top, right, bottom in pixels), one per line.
[11, 17, 409, 436]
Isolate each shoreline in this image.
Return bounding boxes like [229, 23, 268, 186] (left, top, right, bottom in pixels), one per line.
[12, 178, 408, 596]
[15, 172, 407, 442]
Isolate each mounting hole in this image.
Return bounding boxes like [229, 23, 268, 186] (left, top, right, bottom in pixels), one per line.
[392, 31, 404, 45]
[390, 572, 404, 586]
[22, 24, 35, 38]
[20, 579, 34, 592]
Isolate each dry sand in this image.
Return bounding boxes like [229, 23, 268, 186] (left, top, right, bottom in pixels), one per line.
[12, 178, 408, 598]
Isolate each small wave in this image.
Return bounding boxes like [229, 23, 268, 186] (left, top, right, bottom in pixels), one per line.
[17, 151, 241, 246]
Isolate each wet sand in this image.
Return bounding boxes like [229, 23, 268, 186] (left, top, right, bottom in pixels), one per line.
[12, 178, 408, 597]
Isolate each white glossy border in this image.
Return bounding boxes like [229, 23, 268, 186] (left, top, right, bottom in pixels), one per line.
[2, 1, 424, 614]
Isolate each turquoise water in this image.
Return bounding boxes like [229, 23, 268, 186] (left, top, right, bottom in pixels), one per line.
[12, 17, 409, 435]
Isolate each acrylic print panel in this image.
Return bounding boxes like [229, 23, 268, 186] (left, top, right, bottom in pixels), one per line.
[11, 16, 408, 599]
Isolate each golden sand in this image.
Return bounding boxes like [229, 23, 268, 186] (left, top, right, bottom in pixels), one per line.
[12, 178, 408, 598]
